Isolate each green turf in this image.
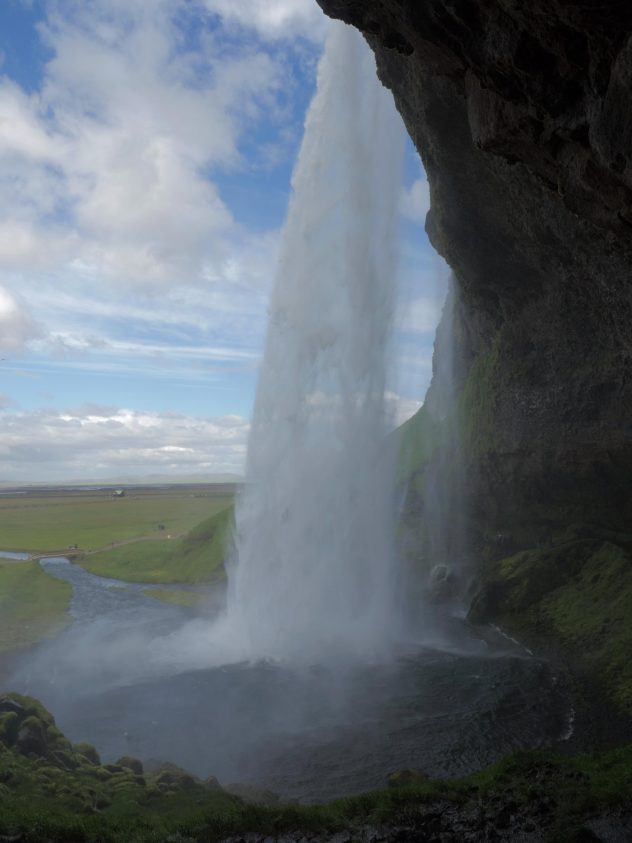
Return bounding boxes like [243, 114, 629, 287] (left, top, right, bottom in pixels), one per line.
[0, 562, 72, 652]
[79, 506, 233, 584]
[0, 488, 233, 554]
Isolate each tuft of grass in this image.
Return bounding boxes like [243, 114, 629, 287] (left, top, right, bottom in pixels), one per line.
[0, 561, 72, 652]
[79, 506, 233, 584]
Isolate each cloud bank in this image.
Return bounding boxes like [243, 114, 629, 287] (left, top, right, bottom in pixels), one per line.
[0, 404, 249, 483]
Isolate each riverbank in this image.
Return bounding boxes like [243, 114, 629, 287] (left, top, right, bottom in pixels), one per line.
[0, 559, 72, 652]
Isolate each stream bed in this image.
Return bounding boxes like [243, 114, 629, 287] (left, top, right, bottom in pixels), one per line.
[7, 557, 574, 803]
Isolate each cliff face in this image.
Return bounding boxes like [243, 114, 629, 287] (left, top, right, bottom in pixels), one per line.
[318, 0, 632, 551]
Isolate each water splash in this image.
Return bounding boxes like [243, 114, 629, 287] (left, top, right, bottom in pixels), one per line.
[219, 23, 405, 663]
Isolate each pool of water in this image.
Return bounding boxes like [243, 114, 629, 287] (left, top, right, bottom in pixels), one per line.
[7, 558, 573, 803]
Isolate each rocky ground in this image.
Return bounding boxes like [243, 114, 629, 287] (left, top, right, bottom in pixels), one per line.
[1, 691, 632, 843]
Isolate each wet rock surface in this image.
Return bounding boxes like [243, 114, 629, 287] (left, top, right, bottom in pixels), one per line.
[218, 804, 632, 843]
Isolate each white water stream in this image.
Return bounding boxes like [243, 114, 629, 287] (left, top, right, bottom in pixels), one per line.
[216, 23, 405, 663]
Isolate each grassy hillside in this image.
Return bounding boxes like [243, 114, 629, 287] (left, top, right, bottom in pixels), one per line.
[0, 562, 72, 652]
[0, 487, 233, 553]
[79, 506, 234, 584]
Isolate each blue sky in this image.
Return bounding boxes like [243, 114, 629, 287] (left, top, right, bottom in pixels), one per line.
[0, 0, 445, 482]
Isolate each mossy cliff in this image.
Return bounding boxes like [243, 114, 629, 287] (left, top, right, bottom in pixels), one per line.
[469, 540, 632, 717]
[2, 691, 632, 842]
[316, 0, 632, 541]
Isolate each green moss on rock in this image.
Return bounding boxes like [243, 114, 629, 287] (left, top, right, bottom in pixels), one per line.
[75, 742, 101, 766]
[470, 540, 632, 715]
[458, 334, 500, 458]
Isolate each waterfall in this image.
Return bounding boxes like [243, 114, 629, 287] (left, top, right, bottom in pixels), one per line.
[420, 278, 468, 602]
[219, 22, 405, 663]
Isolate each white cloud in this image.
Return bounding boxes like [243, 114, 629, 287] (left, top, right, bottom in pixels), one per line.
[6, 235, 275, 369]
[0, 405, 249, 482]
[202, 0, 328, 41]
[400, 177, 430, 224]
[0, 286, 43, 352]
[0, 0, 287, 285]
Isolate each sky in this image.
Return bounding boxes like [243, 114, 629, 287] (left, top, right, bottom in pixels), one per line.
[0, 0, 446, 483]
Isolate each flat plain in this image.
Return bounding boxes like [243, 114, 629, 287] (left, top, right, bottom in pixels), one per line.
[0, 484, 235, 554]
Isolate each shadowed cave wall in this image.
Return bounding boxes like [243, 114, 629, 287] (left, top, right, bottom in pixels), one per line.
[317, 0, 632, 559]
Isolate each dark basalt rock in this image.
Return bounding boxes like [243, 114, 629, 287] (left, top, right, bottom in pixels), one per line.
[317, 0, 632, 547]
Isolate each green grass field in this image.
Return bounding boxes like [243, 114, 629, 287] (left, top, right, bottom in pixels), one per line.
[0, 486, 234, 652]
[0, 486, 234, 553]
[79, 506, 233, 584]
[0, 561, 72, 652]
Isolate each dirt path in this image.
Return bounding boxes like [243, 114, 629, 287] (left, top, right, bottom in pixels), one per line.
[2, 533, 182, 564]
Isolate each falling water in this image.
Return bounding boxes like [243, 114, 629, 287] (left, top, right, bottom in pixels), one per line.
[421, 279, 468, 581]
[221, 23, 405, 663]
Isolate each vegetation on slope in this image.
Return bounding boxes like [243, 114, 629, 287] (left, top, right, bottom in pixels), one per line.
[0, 692, 631, 843]
[0, 562, 71, 653]
[79, 506, 234, 584]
